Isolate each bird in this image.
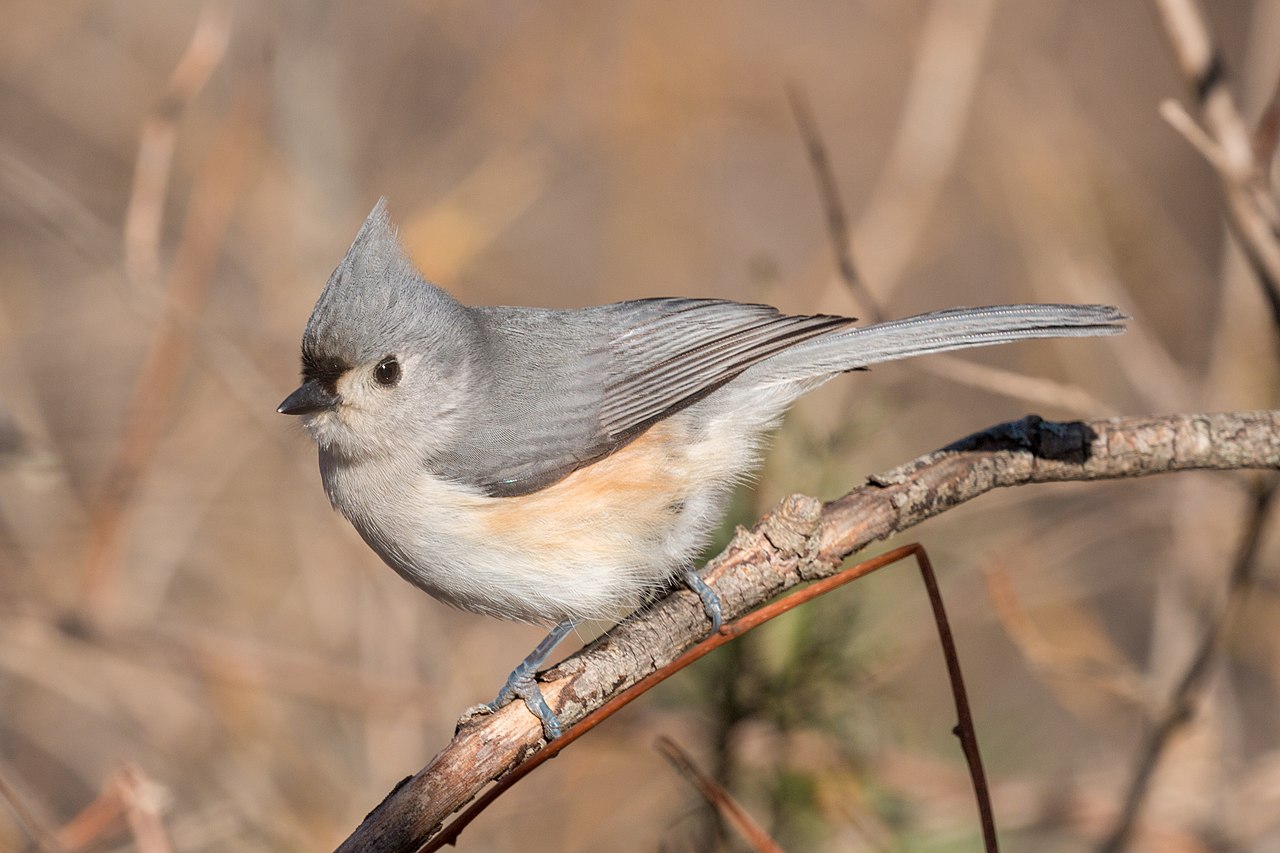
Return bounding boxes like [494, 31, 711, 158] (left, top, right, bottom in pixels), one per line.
[278, 199, 1126, 739]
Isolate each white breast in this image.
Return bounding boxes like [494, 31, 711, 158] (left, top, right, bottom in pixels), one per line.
[320, 412, 762, 625]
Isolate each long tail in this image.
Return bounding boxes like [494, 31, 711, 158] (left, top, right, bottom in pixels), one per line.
[753, 303, 1127, 381]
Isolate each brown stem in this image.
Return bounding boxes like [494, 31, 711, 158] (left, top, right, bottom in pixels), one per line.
[913, 546, 998, 853]
[656, 736, 785, 853]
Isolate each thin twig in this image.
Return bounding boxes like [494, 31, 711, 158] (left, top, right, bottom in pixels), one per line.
[56, 774, 126, 852]
[1151, 0, 1280, 334]
[788, 82, 1112, 414]
[656, 736, 784, 853]
[1159, 99, 1229, 172]
[913, 547, 997, 852]
[1099, 476, 1277, 852]
[785, 81, 880, 321]
[916, 355, 1120, 417]
[55, 765, 173, 853]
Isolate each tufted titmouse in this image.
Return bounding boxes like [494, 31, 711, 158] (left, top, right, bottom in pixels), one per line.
[279, 200, 1126, 739]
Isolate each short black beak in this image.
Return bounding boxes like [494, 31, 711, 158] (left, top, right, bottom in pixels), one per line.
[277, 379, 339, 415]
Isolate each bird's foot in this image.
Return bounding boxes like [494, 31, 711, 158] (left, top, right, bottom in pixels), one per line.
[682, 567, 723, 635]
[487, 619, 577, 740]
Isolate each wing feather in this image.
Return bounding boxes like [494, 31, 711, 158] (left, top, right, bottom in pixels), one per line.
[598, 299, 853, 439]
[459, 298, 854, 497]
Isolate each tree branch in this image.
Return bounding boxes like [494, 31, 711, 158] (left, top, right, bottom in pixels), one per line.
[337, 410, 1280, 853]
[1150, 0, 1280, 335]
[656, 736, 784, 853]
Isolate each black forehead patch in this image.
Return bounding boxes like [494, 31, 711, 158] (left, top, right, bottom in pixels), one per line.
[301, 347, 350, 391]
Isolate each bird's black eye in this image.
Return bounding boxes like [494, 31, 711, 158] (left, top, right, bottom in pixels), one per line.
[374, 357, 401, 387]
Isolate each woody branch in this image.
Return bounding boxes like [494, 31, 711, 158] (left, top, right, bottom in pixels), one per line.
[338, 409, 1280, 853]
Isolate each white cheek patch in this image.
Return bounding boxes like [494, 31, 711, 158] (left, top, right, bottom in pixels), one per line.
[335, 371, 369, 410]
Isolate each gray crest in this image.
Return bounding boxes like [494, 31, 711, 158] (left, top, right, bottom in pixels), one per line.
[301, 199, 469, 378]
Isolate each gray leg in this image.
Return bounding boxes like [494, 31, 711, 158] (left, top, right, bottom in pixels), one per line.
[682, 568, 722, 634]
[489, 619, 578, 740]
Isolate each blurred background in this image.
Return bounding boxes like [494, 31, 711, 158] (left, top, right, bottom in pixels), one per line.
[2, 1, 1279, 850]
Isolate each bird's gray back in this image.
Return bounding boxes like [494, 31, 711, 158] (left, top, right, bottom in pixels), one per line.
[433, 305, 612, 496]
[436, 298, 853, 496]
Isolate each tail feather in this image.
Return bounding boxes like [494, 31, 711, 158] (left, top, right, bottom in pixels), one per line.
[752, 304, 1127, 381]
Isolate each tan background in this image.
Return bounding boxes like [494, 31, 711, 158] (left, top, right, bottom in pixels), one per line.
[2, 1, 1279, 850]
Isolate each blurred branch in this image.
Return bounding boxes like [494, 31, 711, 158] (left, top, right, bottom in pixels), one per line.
[115, 765, 173, 853]
[983, 563, 1151, 709]
[1151, 0, 1280, 335]
[80, 76, 261, 622]
[0, 141, 289, 447]
[124, 1, 232, 288]
[851, 0, 996, 296]
[161, 626, 440, 717]
[0, 768, 60, 853]
[0, 141, 120, 264]
[788, 81, 1119, 416]
[0, 610, 441, 726]
[1160, 100, 1227, 172]
[337, 410, 1280, 853]
[56, 764, 172, 853]
[1252, 75, 1280, 168]
[916, 355, 1120, 417]
[1100, 476, 1277, 853]
[785, 82, 879, 321]
[656, 736, 784, 853]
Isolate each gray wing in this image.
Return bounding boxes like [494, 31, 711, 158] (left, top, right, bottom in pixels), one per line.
[452, 298, 853, 496]
[597, 299, 852, 441]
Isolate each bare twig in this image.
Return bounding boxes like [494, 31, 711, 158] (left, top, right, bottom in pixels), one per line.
[1099, 476, 1277, 852]
[913, 546, 997, 852]
[338, 410, 1280, 853]
[56, 780, 126, 852]
[788, 82, 1116, 415]
[1159, 99, 1229, 172]
[785, 82, 880, 321]
[1151, 0, 1280, 334]
[656, 736, 784, 853]
[116, 765, 173, 853]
